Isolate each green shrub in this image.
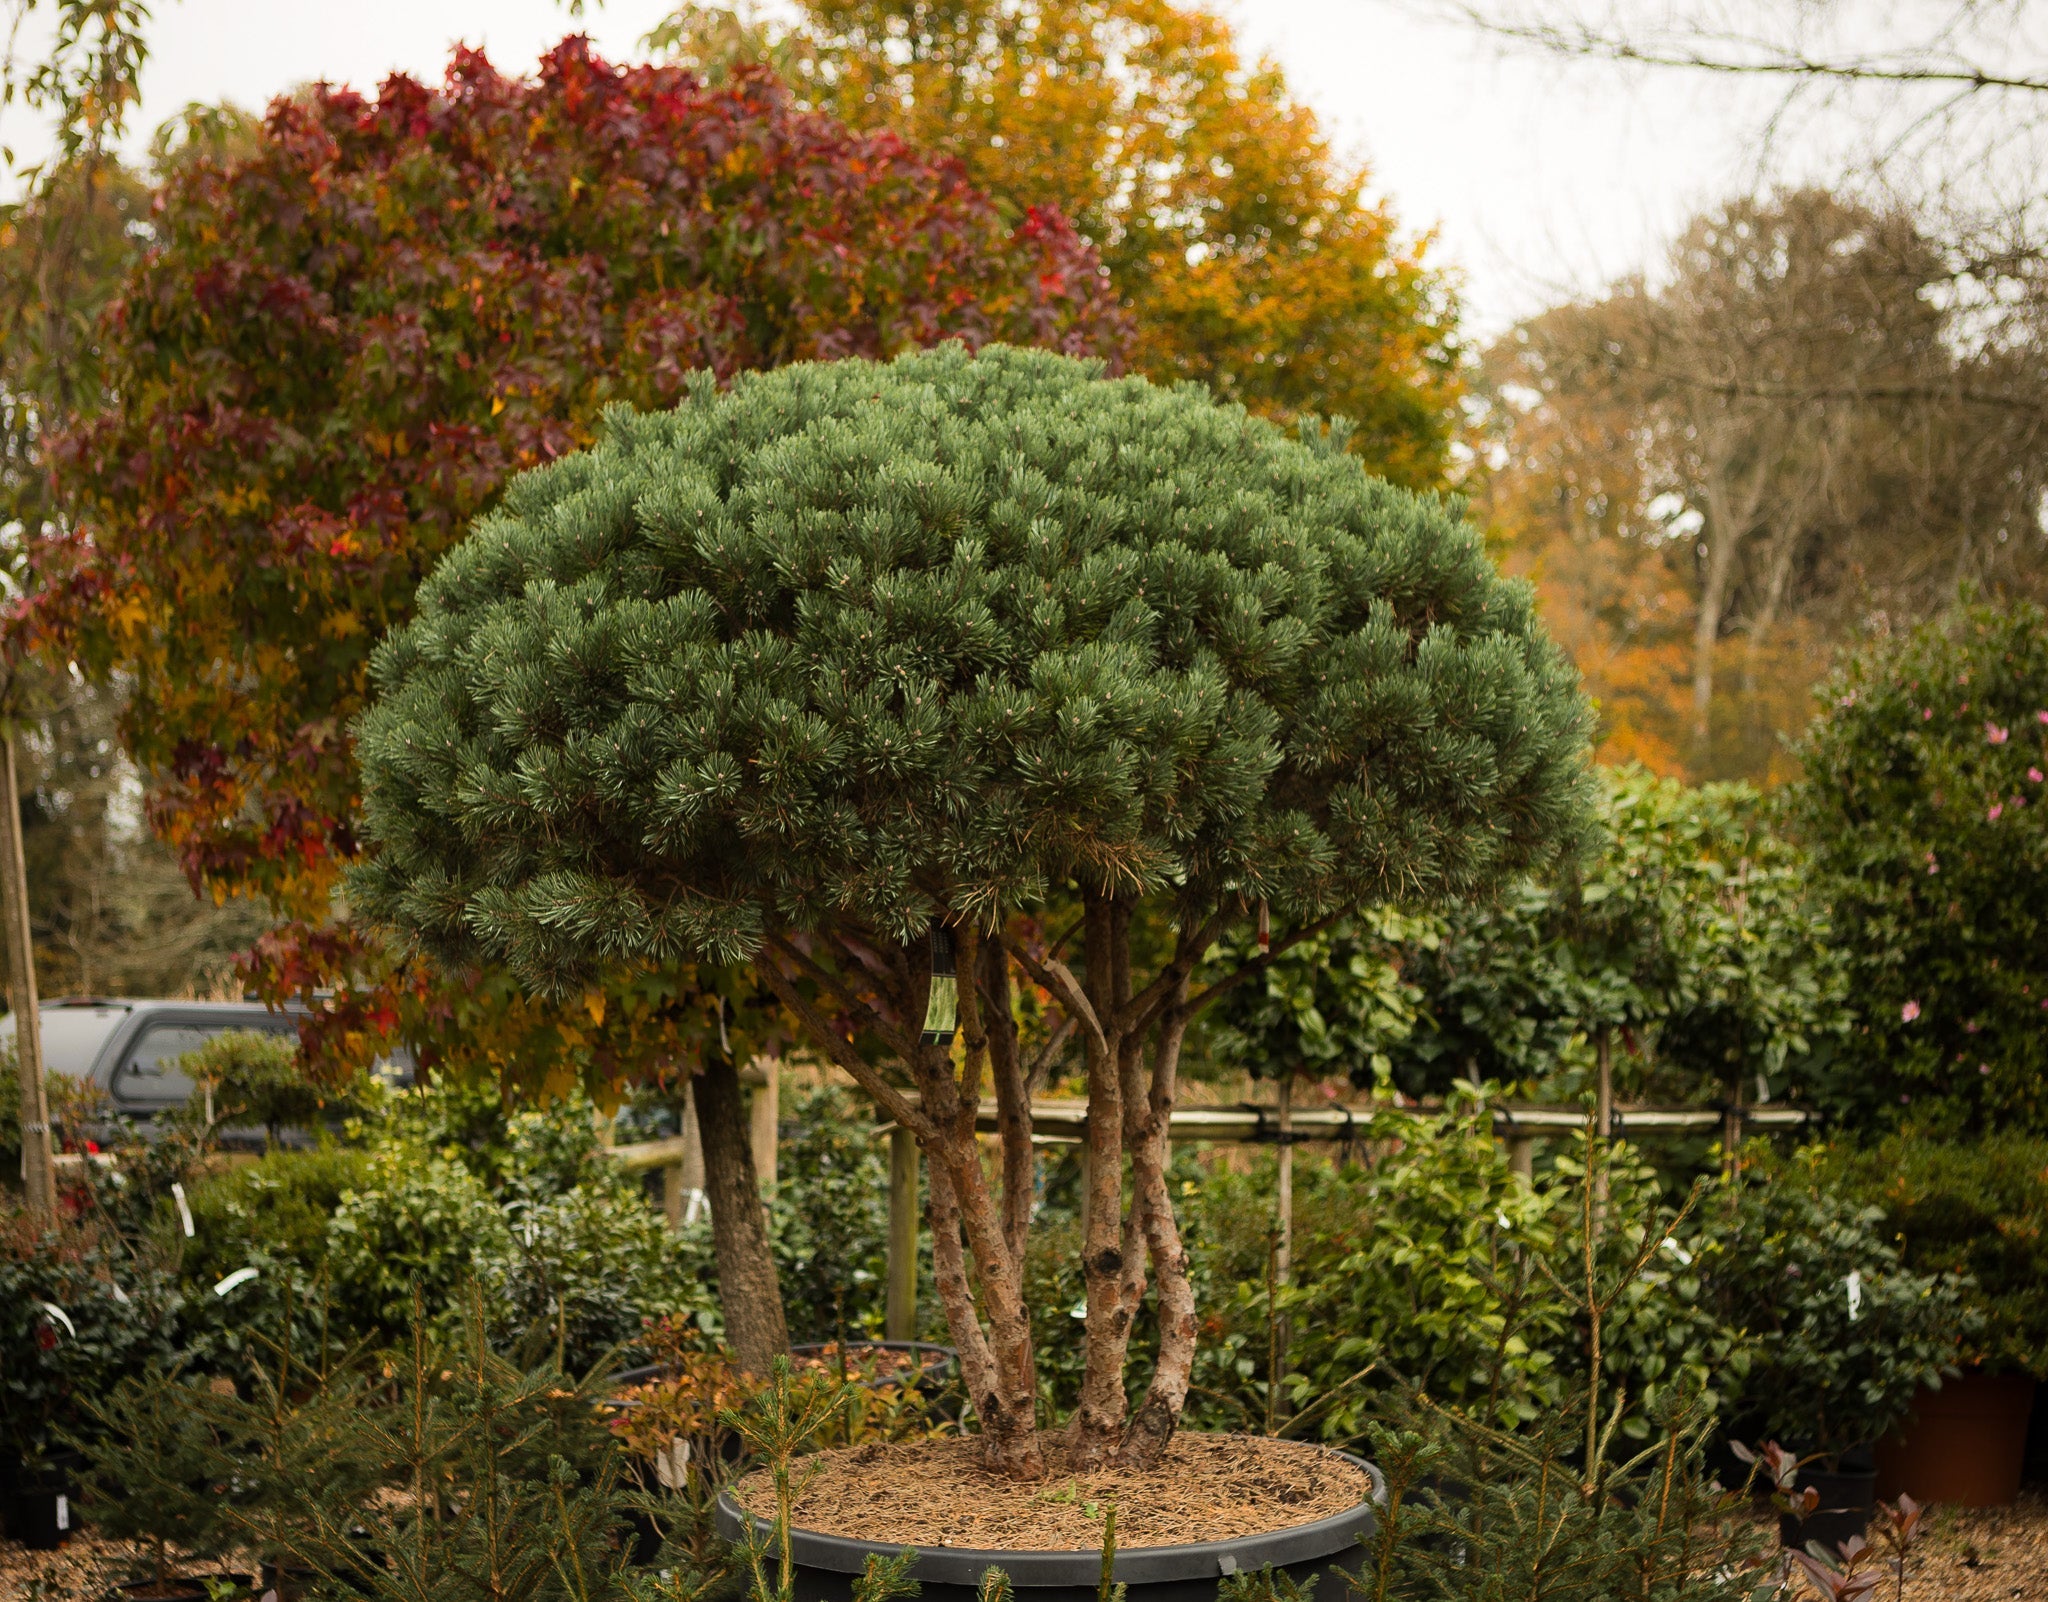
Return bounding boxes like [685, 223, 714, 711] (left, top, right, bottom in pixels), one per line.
[324, 1149, 513, 1339]
[482, 1165, 715, 1371]
[1816, 1133, 2048, 1379]
[180, 1028, 370, 1143]
[1027, 1104, 1739, 1448]
[1389, 766, 1847, 1105]
[771, 1083, 890, 1345]
[184, 1147, 373, 1285]
[1706, 1144, 1974, 1463]
[1788, 601, 2048, 1133]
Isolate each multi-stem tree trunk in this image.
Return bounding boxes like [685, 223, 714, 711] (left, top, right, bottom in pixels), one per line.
[694, 1052, 790, 1375]
[1067, 893, 1138, 1469]
[922, 921, 1043, 1477]
[763, 923, 1046, 1477]
[1118, 984, 1198, 1468]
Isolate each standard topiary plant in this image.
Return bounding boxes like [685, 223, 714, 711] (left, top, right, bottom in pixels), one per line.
[352, 342, 1593, 1475]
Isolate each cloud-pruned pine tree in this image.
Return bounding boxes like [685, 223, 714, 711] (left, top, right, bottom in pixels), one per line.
[354, 342, 1593, 1477]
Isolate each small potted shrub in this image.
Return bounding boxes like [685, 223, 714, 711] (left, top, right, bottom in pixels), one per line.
[353, 344, 1592, 1596]
[1821, 1132, 2048, 1506]
[78, 1371, 248, 1601]
[1711, 1146, 1973, 1549]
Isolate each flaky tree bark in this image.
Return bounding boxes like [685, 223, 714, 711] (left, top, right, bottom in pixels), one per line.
[1120, 985, 1198, 1468]
[936, 922, 1043, 1476]
[983, 936, 1035, 1273]
[694, 1053, 790, 1376]
[759, 925, 1044, 1477]
[1067, 892, 1136, 1469]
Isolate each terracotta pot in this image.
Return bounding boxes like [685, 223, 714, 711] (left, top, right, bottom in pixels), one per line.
[1876, 1370, 2037, 1507]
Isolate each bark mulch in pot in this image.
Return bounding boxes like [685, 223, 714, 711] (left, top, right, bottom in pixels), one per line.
[729, 1433, 1373, 1551]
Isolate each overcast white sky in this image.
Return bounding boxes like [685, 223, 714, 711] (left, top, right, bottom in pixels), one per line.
[45, 0, 1838, 334]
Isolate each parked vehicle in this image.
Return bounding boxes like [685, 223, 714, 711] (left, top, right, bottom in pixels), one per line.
[2, 996, 411, 1148]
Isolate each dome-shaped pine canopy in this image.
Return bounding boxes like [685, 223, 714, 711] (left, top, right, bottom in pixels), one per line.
[353, 343, 1591, 996]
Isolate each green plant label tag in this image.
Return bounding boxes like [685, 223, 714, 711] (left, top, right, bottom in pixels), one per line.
[921, 929, 959, 1046]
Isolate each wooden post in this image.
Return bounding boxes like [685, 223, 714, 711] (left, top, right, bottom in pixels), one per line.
[1, 731, 53, 1223]
[1273, 1073, 1294, 1423]
[748, 1059, 778, 1192]
[886, 1125, 919, 1342]
[665, 1076, 707, 1229]
[1508, 1136, 1535, 1179]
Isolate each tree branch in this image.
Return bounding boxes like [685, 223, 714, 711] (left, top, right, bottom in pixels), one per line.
[1004, 935, 1108, 1058]
[766, 931, 919, 1061]
[1180, 908, 1354, 1020]
[1428, 5, 2048, 97]
[754, 957, 931, 1141]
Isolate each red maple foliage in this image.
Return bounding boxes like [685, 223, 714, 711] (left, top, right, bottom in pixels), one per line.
[54, 37, 1127, 1076]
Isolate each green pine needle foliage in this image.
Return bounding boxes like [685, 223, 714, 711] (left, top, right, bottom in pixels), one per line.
[354, 344, 1592, 989]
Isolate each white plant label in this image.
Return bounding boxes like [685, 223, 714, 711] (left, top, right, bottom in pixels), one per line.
[1845, 1270, 1864, 1322]
[172, 1181, 195, 1238]
[39, 1302, 75, 1337]
[214, 1267, 261, 1298]
[55, 1495, 69, 1531]
[1660, 1237, 1694, 1267]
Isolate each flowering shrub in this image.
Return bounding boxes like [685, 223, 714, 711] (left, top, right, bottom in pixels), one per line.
[1788, 602, 2048, 1132]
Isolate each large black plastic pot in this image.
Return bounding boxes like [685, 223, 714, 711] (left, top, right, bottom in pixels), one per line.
[5, 1450, 82, 1551]
[1778, 1463, 1878, 1554]
[715, 1451, 1384, 1602]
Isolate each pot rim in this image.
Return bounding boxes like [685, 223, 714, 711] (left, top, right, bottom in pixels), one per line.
[714, 1445, 1384, 1587]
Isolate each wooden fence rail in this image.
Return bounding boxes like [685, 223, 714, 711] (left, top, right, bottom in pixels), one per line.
[601, 1096, 1814, 1342]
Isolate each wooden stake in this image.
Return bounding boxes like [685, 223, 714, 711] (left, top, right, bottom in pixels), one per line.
[1, 730, 54, 1222]
[748, 1058, 779, 1191]
[1273, 1072, 1294, 1424]
[664, 1076, 706, 1230]
[886, 1125, 919, 1341]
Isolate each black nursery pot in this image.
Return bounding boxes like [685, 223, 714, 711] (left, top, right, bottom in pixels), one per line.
[1778, 1463, 1878, 1554]
[111, 1575, 255, 1602]
[5, 1450, 83, 1551]
[715, 1454, 1384, 1602]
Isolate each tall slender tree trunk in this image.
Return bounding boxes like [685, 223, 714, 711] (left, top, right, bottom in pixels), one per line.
[1, 729, 54, 1223]
[694, 1053, 789, 1375]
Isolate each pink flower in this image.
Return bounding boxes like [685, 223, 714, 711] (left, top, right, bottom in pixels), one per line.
[2031, 768, 2044, 784]
[2037, 710, 2048, 725]
[1988, 802, 2004, 822]
[1922, 708, 1934, 721]
[1901, 1000, 1922, 1023]
[1988, 722, 2011, 744]
[1980, 1064, 1993, 1075]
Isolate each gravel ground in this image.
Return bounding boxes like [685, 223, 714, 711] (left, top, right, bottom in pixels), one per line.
[0, 1532, 197, 1600]
[9, 1490, 2048, 1599]
[1890, 1490, 2048, 1601]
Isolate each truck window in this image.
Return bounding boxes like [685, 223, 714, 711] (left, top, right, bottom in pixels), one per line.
[113, 1024, 217, 1108]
